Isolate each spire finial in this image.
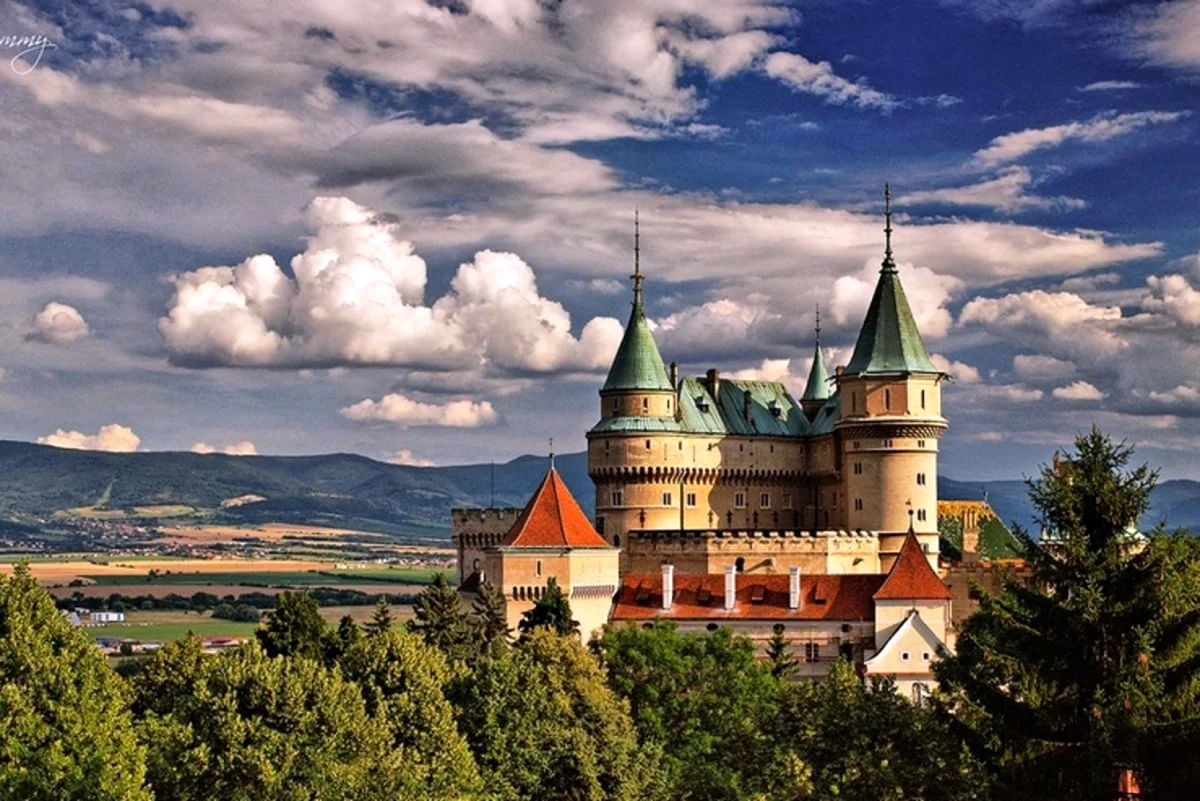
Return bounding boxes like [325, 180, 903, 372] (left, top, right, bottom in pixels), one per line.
[882, 182, 897, 274]
[630, 208, 645, 310]
[814, 303, 821, 346]
[549, 437, 555, 470]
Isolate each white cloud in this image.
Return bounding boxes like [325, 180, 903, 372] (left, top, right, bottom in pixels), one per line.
[1132, 0, 1200, 71]
[192, 441, 258, 456]
[160, 197, 622, 374]
[763, 52, 899, 111]
[1013, 354, 1076, 381]
[896, 167, 1085, 214]
[1148, 385, 1200, 405]
[931, 354, 981, 383]
[973, 110, 1188, 168]
[1143, 273, 1200, 327]
[384, 449, 436, 467]
[1079, 80, 1141, 92]
[1052, 380, 1106, 401]
[38, 423, 140, 452]
[1002, 386, 1045, 403]
[340, 393, 500, 428]
[959, 290, 1126, 360]
[830, 262, 961, 339]
[27, 302, 89, 344]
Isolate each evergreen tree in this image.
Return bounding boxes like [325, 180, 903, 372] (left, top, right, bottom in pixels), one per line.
[766, 626, 798, 680]
[518, 577, 578, 638]
[255, 591, 329, 662]
[470, 580, 511, 653]
[936, 428, 1200, 800]
[365, 597, 394, 637]
[0, 563, 150, 801]
[331, 614, 363, 661]
[408, 573, 471, 660]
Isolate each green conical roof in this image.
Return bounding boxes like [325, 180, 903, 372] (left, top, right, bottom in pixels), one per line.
[802, 341, 830, 401]
[602, 294, 672, 392]
[844, 187, 938, 377]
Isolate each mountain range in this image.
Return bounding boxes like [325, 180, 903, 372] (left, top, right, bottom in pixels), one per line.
[2, 439, 1198, 538]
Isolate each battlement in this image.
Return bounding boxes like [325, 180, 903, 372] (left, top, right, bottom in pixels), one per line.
[625, 527, 882, 576]
[630, 528, 878, 541]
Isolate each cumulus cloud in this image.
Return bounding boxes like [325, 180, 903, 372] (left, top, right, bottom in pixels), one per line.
[38, 423, 140, 452]
[192, 441, 258, 455]
[959, 290, 1126, 360]
[1052, 380, 1106, 401]
[973, 110, 1188, 168]
[160, 197, 622, 374]
[1013, 354, 1077, 381]
[763, 52, 899, 111]
[27, 302, 89, 344]
[931, 354, 981, 383]
[384, 449, 436, 467]
[1148, 385, 1200, 405]
[1002, 386, 1045, 403]
[896, 167, 1085, 214]
[340, 393, 500, 428]
[1143, 273, 1200, 327]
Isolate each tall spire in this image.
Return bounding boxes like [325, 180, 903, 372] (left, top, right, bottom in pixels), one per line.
[631, 208, 644, 311]
[882, 182, 897, 274]
[802, 304, 830, 404]
[601, 209, 672, 392]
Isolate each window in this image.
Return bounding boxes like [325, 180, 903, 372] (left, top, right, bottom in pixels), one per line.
[661, 491, 673, 506]
[901, 651, 911, 661]
[917, 508, 927, 522]
[667, 399, 671, 410]
[851, 392, 857, 413]
[735, 557, 745, 572]
[917, 439, 925, 448]
[760, 493, 771, 509]
[782, 492, 792, 509]
[920, 389, 926, 409]
[854, 498, 863, 511]
[611, 491, 624, 507]
[739, 443, 744, 452]
[853, 462, 863, 475]
[769, 444, 774, 453]
[883, 438, 894, 448]
[645, 439, 651, 449]
[831, 492, 837, 506]
[884, 388, 891, 409]
[804, 643, 820, 663]
[596, 517, 605, 535]
[536, 560, 542, 577]
[922, 652, 931, 661]
[734, 492, 747, 509]
[642, 397, 649, 410]
[917, 472, 926, 485]
[678, 441, 683, 450]
[611, 399, 618, 412]
[706, 623, 719, 632]
[853, 440, 861, 450]
[604, 440, 610, 452]
[686, 492, 697, 507]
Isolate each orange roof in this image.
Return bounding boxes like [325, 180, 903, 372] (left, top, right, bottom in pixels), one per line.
[873, 533, 954, 601]
[499, 468, 610, 548]
[611, 573, 884, 621]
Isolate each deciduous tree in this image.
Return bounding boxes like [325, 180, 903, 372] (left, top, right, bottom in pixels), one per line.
[254, 591, 329, 662]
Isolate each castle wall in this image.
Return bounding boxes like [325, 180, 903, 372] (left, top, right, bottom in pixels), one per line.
[482, 547, 621, 642]
[625, 530, 881, 575]
[451, 507, 521, 584]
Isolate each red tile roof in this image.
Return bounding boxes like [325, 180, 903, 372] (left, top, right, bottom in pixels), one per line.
[873, 533, 954, 601]
[611, 572, 885, 621]
[500, 468, 610, 548]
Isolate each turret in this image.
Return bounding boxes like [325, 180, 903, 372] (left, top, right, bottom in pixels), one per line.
[800, 306, 830, 420]
[836, 185, 947, 569]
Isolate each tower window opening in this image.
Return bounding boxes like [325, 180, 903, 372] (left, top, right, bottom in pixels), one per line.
[883, 439, 894, 448]
[804, 643, 820, 663]
[605, 440, 610, 452]
[853, 441, 861, 450]
[536, 560, 542, 577]
[686, 492, 697, 507]
[917, 440, 925, 448]
[735, 492, 747, 509]
[760, 493, 771, 509]
[678, 441, 683, 450]
[921, 389, 926, 409]
[662, 491, 673, 506]
[917, 508, 927, 522]
[611, 491, 624, 507]
[917, 472, 926, 485]
[645, 439, 651, 449]
[642, 397, 649, 410]
[782, 492, 792, 509]
[853, 462, 863, 475]
[884, 389, 891, 409]
[735, 557, 745, 572]
[667, 399, 671, 410]
[851, 393, 857, 413]
[854, 498, 863, 511]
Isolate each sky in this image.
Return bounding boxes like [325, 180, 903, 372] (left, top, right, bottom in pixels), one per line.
[0, 0, 1198, 480]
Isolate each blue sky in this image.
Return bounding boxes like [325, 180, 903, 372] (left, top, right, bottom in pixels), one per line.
[1, 0, 1199, 480]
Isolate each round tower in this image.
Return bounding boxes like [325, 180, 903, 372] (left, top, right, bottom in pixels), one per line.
[835, 185, 947, 570]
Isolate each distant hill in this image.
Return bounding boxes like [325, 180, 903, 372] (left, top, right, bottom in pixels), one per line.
[3, 440, 1198, 539]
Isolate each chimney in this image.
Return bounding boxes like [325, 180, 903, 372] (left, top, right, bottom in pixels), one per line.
[705, 368, 720, 400]
[724, 563, 736, 611]
[788, 566, 801, 610]
[669, 361, 678, 390]
[835, 365, 845, 376]
[661, 563, 674, 611]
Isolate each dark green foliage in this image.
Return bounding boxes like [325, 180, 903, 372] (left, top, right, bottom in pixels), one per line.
[0, 563, 150, 801]
[470, 580, 511, 654]
[766, 626, 798, 680]
[780, 660, 987, 801]
[255, 591, 329, 661]
[336, 614, 363, 653]
[408, 573, 471, 660]
[596, 620, 784, 800]
[365, 597, 394, 637]
[518, 577, 578, 638]
[210, 602, 260, 622]
[455, 629, 660, 801]
[938, 515, 964, 561]
[936, 428, 1200, 799]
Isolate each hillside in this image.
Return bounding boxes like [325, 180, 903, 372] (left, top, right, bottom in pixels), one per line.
[3, 440, 1199, 539]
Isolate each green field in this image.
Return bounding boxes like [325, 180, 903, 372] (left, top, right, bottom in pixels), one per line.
[83, 565, 450, 587]
[84, 612, 259, 641]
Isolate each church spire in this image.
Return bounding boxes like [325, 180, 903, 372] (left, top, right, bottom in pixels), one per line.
[631, 208, 644, 311]
[802, 304, 830, 405]
[601, 210, 672, 392]
[882, 182, 897, 274]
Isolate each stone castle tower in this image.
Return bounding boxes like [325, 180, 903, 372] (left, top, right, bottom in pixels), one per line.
[587, 187, 947, 573]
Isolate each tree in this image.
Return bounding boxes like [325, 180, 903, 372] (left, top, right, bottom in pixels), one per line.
[408, 573, 471, 660]
[455, 629, 661, 801]
[0, 562, 150, 801]
[777, 660, 986, 801]
[766, 626, 798, 680]
[518, 577, 578, 638]
[936, 428, 1200, 800]
[596, 620, 785, 800]
[255, 591, 329, 662]
[338, 629, 481, 798]
[470, 580, 511, 654]
[335, 614, 363, 653]
[365, 597, 394, 637]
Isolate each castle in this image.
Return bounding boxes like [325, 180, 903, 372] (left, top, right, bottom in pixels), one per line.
[454, 188, 956, 694]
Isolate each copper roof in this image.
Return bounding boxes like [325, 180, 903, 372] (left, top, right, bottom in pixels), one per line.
[611, 572, 884, 621]
[499, 468, 610, 548]
[873, 533, 954, 601]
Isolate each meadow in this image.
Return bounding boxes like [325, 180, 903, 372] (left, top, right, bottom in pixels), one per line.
[81, 604, 416, 643]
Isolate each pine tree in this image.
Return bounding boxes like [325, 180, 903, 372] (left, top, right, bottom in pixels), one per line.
[471, 580, 511, 653]
[766, 627, 798, 680]
[408, 573, 470, 659]
[936, 428, 1200, 800]
[365, 597, 393, 637]
[255, 591, 329, 662]
[517, 577, 578, 638]
[0, 562, 151, 801]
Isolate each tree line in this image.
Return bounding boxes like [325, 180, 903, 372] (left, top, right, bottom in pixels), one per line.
[3, 430, 1200, 800]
